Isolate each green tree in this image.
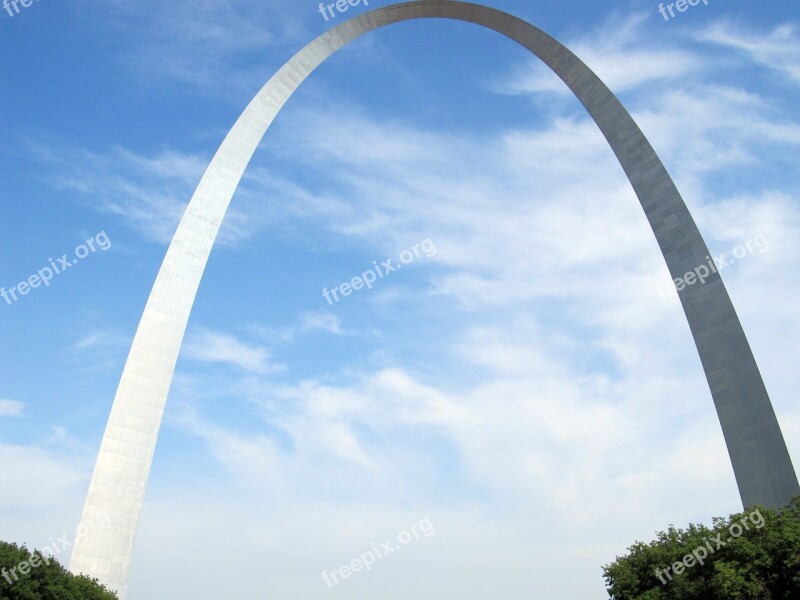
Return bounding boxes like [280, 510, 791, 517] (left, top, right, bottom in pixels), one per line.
[603, 496, 800, 600]
[0, 541, 117, 599]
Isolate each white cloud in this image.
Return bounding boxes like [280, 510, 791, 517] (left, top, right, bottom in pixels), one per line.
[697, 22, 800, 84]
[0, 399, 25, 418]
[298, 310, 343, 335]
[0, 440, 97, 557]
[26, 140, 267, 246]
[251, 311, 346, 343]
[69, 330, 129, 352]
[183, 328, 285, 374]
[99, 0, 307, 94]
[495, 13, 703, 96]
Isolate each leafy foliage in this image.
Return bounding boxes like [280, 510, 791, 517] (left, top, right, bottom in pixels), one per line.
[603, 496, 800, 599]
[0, 541, 117, 599]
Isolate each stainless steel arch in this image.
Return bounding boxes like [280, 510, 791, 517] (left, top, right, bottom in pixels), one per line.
[70, 2, 799, 596]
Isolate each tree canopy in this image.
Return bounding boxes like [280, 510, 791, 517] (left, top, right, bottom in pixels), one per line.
[1, 541, 117, 599]
[603, 496, 800, 599]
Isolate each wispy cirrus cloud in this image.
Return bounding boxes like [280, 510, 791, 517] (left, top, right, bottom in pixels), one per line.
[297, 310, 344, 335]
[251, 310, 346, 343]
[97, 0, 308, 94]
[494, 13, 704, 96]
[69, 330, 130, 352]
[0, 399, 25, 418]
[696, 22, 800, 84]
[25, 139, 263, 246]
[183, 328, 285, 374]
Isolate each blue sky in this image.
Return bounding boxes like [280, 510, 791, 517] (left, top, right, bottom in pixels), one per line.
[1, 0, 799, 597]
